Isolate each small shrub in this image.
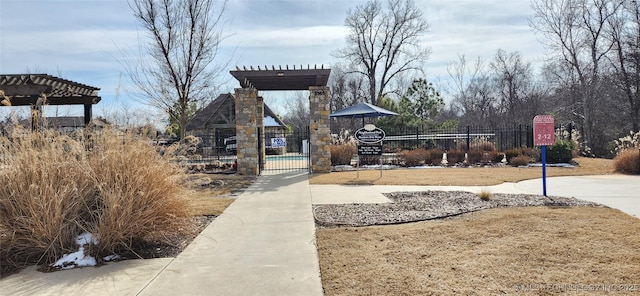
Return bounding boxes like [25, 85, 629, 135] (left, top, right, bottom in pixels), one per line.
[470, 140, 496, 152]
[613, 130, 640, 155]
[478, 189, 492, 201]
[521, 147, 541, 162]
[466, 150, 483, 164]
[614, 149, 640, 175]
[504, 148, 522, 163]
[359, 155, 379, 165]
[400, 148, 430, 167]
[331, 144, 356, 165]
[510, 155, 532, 167]
[428, 149, 445, 166]
[546, 140, 573, 163]
[446, 149, 465, 165]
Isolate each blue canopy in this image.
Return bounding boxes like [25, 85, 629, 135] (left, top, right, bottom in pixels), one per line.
[330, 102, 398, 119]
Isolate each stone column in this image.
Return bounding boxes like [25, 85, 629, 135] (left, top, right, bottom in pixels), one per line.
[234, 87, 259, 175]
[309, 86, 331, 173]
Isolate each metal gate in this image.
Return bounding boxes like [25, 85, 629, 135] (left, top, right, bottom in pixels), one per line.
[259, 127, 310, 174]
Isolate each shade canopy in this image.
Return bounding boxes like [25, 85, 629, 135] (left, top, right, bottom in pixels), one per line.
[330, 102, 398, 119]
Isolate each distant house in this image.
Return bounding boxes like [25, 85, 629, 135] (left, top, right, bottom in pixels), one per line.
[18, 116, 108, 133]
[186, 93, 287, 154]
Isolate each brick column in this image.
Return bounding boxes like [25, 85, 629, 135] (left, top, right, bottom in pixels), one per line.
[309, 86, 331, 173]
[234, 87, 259, 175]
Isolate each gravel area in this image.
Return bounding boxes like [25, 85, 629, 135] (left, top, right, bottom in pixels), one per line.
[313, 191, 602, 227]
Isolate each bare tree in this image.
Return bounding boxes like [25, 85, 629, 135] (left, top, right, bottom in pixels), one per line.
[282, 92, 309, 133]
[607, 0, 640, 132]
[447, 55, 499, 126]
[531, 0, 622, 150]
[328, 65, 367, 132]
[336, 0, 430, 106]
[125, 0, 230, 139]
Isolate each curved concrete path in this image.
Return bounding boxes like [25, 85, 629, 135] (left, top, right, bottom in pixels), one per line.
[310, 174, 640, 218]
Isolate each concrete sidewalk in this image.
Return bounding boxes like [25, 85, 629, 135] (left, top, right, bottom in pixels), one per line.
[2, 171, 323, 296]
[310, 174, 640, 218]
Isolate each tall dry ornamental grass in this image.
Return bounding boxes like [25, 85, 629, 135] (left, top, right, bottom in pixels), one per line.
[0, 127, 189, 271]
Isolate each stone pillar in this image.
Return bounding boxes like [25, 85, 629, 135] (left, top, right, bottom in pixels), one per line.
[309, 86, 331, 173]
[257, 96, 265, 171]
[234, 87, 259, 175]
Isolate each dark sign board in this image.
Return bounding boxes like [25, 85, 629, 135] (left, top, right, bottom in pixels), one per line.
[358, 144, 383, 156]
[355, 127, 385, 144]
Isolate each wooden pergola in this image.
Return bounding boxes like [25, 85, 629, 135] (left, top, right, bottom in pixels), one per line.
[0, 74, 101, 128]
[230, 65, 331, 91]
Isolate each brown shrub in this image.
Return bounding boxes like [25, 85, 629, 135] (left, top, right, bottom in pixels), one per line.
[400, 148, 430, 167]
[510, 155, 533, 167]
[504, 148, 522, 163]
[446, 149, 465, 165]
[521, 147, 541, 162]
[0, 127, 189, 271]
[331, 144, 356, 166]
[614, 149, 640, 175]
[471, 141, 496, 152]
[428, 149, 445, 166]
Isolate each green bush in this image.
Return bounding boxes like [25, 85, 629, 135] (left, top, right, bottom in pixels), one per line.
[614, 149, 640, 175]
[331, 144, 356, 165]
[400, 148, 429, 167]
[546, 141, 573, 163]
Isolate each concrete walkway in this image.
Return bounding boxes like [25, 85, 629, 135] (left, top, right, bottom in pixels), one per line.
[1, 171, 323, 296]
[310, 174, 640, 218]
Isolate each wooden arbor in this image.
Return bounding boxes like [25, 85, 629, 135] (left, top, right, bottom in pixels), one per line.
[0, 74, 101, 129]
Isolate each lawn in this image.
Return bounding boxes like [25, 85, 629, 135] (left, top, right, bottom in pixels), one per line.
[314, 158, 640, 295]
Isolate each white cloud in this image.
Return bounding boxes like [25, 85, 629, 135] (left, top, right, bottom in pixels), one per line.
[230, 25, 348, 48]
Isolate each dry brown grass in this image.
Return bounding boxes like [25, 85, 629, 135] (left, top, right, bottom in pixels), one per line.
[310, 157, 614, 186]
[614, 149, 640, 175]
[315, 157, 632, 295]
[182, 173, 254, 216]
[0, 128, 190, 272]
[317, 207, 640, 295]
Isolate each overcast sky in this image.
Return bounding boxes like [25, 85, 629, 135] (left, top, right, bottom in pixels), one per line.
[0, 0, 546, 121]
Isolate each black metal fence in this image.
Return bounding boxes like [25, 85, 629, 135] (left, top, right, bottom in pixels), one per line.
[379, 124, 576, 152]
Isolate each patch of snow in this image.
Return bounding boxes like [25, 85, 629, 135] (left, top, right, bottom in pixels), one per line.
[103, 254, 122, 262]
[528, 163, 576, 168]
[51, 232, 99, 270]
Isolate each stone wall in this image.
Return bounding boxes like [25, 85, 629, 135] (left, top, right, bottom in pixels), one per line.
[309, 86, 331, 173]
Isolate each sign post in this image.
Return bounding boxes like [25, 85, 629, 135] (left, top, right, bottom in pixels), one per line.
[533, 115, 555, 196]
[355, 124, 386, 178]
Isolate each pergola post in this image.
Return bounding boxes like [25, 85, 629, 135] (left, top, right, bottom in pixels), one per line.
[309, 86, 331, 173]
[84, 103, 92, 126]
[234, 87, 260, 175]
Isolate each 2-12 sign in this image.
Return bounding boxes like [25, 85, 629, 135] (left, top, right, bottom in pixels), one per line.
[533, 115, 554, 146]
